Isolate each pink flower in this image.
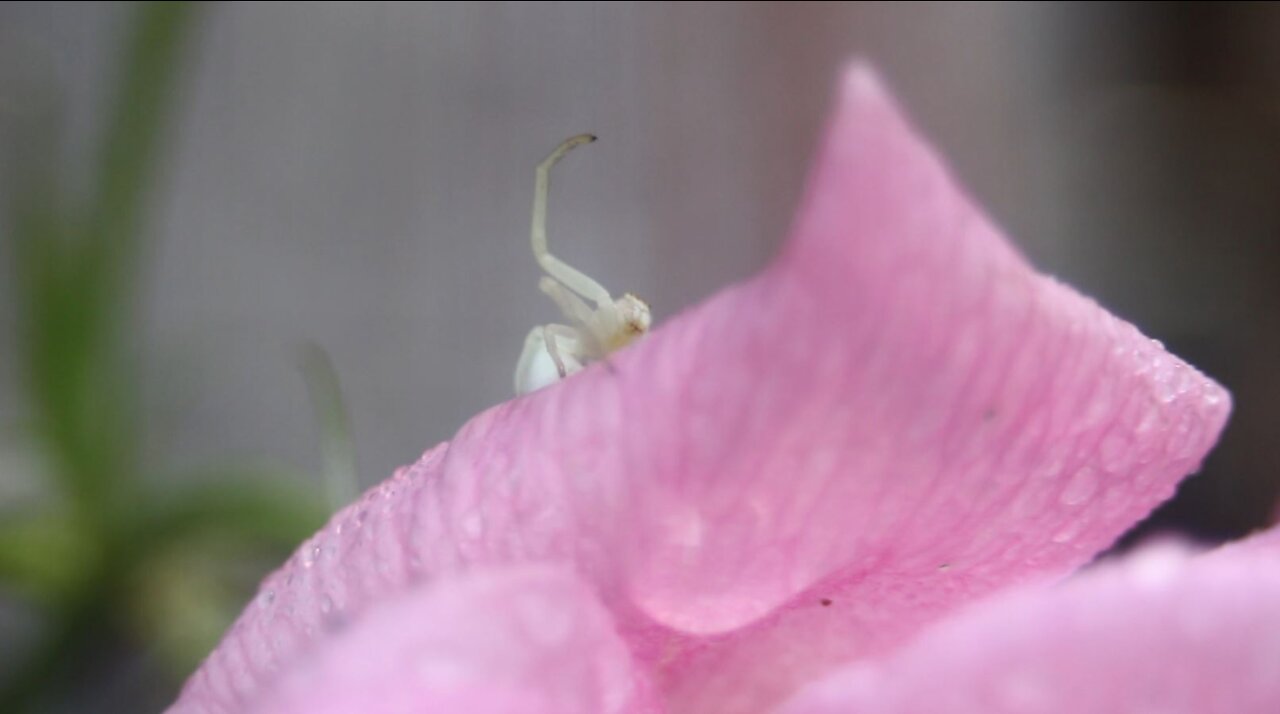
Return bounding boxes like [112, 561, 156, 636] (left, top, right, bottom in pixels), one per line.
[168, 63, 1277, 714]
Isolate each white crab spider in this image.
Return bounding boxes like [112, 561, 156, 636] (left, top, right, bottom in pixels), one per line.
[514, 134, 652, 394]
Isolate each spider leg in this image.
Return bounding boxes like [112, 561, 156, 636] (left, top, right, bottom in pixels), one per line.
[531, 135, 614, 307]
[539, 276, 596, 326]
[542, 324, 581, 378]
[543, 277, 619, 361]
[546, 323, 617, 380]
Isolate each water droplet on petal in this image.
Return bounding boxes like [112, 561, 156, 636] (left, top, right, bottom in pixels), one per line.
[1097, 432, 1133, 474]
[1135, 409, 1159, 435]
[1051, 518, 1084, 544]
[1011, 488, 1046, 518]
[1060, 467, 1098, 506]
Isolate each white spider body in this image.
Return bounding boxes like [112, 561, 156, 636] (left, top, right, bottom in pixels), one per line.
[515, 325, 585, 394]
[514, 135, 651, 395]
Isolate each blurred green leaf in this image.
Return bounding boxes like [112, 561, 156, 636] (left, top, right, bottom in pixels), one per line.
[7, 2, 200, 524]
[133, 469, 329, 549]
[299, 343, 360, 509]
[131, 536, 288, 677]
[1, 4, 354, 711]
[79, 1, 199, 333]
[0, 509, 93, 602]
[1, 4, 205, 710]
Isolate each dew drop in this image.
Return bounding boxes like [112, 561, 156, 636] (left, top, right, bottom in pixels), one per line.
[1133, 463, 1165, 488]
[1134, 408, 1160, 435]
[1175, 365, 1195, 396]
[1059, 467, 1098, 506]
[1051, 518, 1083, 544]
[1010, 488, 1045, 518]
[1081, 388, 1114, 426]
[1177, 421, 1205, 459]
[1097, 432, 1133, 473]
[1100, 487, 1130, 517]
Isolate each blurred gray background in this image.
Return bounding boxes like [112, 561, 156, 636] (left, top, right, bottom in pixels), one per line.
[1, 2, 1278, 709]
[5, 0, 1280, 539]
[4, 0, 1280, 546]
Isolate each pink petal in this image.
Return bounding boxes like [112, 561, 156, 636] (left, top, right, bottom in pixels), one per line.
[627, 66, 1230, 712]
[776, 527, 1280, 714]
[170, 62, 1230, 713]
[172, 566, 654, 714]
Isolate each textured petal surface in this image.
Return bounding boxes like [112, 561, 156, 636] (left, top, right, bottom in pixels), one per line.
[776, 527, 1280, 714]
[170, 63, 1231, 714]
[636, 66, 1231, 712]
[178, 566, 654, 714]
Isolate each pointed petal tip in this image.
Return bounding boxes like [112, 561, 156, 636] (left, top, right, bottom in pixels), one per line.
[834, 61, 911, 124]
[838, 60, 889, 103]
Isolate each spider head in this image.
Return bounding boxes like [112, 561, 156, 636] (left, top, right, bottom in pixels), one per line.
[606, 293, 651, 350]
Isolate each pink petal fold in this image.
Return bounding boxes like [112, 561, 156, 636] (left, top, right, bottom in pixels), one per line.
[776, 527, 1280, 714]
[170, 62, 1230, 714]
[183, 566, 654, 714]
